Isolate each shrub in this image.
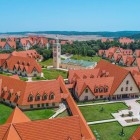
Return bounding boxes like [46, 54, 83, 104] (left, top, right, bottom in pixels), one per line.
[128, 111, 133, 117]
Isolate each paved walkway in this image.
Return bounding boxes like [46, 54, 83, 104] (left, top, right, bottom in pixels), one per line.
[49, 103, 66, 119]
[88, 119, 116, 125]
[78, 100, 123, 107]
[112, 99, 140, 126]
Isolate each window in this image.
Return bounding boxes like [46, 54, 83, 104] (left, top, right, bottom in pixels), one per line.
[28, 94, 33, 102]
[52, 103, 55, 106]
[130, 87, 133, 91]
[8, 92, 12, 99]
[46, 103, 49, 106]
[42, 94, 47, 100]
[15, 95, 19, 100]
[99, 87, 104, 93]
[35, 94, 40, 101]
[37, 104, 40, 108]
[30, 104, 33, 108]
[90, 75, 94, 78]
[94, 87, 98, 93]
[125, 87, 128, 91]
[104, 86, 108, 92]
[49, 93, 55, 100]
[85, 88, 88, 93]
[126, 80, 129, 85]
[42, 104, 44, 107]
[121, 87, 123, 91]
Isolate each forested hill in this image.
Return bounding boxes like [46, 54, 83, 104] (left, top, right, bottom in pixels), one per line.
[1, 31, 140, 38]
[129, 33, 140, 39]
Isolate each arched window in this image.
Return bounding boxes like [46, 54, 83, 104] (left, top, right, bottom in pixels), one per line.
[42, 93, 47, 100]
[104, 86, 108, 92]
[36, 94, 41, 101]
[99, 86, 104, 93]
[28, 94, 34, 102]
[49, 93, 55, 100]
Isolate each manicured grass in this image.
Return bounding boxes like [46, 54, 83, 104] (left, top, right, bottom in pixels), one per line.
[79, 102, 127, 122]
[24, 109, 55, 121]
[71, 55, 101, 62]
[0, 104, 13, 124]
[137, 100, 140, 104]
[32, 77, 47, 81]
[56, 110, 69, 118]
[20, 77, 28, 81]
[90, 122, 138, 140]
[39, 58, 53, 67]
[0, 72, 12, 76]
[42, 69, 67, 80]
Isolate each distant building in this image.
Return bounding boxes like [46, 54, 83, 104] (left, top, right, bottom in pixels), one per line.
[53, 37, 61, 68]
[119, 37, 134, 44]
[0, 41, 16, 50]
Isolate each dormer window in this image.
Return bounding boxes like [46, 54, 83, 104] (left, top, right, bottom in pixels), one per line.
[83, 75, 87, 79]
[94, 87, 98, 93]
[99, 86, 104, 93]
[36, 94, 40, 101]
[104, 86, 108, 92]
[28, 94, 34, 102]
[42, 93, 47, 100]
[49, 93, 55, 100]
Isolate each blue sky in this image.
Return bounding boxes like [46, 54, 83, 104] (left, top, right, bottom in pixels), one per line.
[0, 0, 140, 32]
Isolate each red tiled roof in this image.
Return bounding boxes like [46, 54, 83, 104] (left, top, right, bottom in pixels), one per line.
[75, 77, 114, 97]
[12, 50, 40, 59]
[2, 55, 42, 74]
[6, 107, 30, 124]
[134, 50, 140, 57]
[129, 126, 140, 140]
[68, 68, 100, 83]
[0, 53, 11, 66]
[119, 37, 134, 44]
[95, 60, 129, 95]
[136, 58, 140, 70]
[0, 75, 62, 105]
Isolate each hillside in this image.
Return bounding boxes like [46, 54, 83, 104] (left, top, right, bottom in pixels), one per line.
[1, 31, 140, 38]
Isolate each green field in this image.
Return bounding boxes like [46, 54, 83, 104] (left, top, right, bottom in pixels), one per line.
[79, 103, 127, 122]
[90, 122, 138, 140]
[0, 104, 13, 124]
[71, 55, 101, 62]
[0, 104, 55, 124]
[39, 58, 53, 67]
[24, 109, 55, 121]
[137, 100, 140, 104]
[42, 69, 67, 80]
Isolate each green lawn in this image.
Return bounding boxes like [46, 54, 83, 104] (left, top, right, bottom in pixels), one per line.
[0, 72, 12, 76]
[137, 100, 140, 104]
[0, 104, 13, 124]
[79, 103, 127, 122]
[24, 109, 55, 121]
[42, 69, 67, 80]
[20, 77, 28, 81]
[39, 58, 53, 67]
[56, 110, 69, 118]
[71, 55, 101, 62]
[90, 122, 138, 140]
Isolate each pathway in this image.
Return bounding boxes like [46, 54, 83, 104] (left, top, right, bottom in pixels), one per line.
[49, 103, 66, 119]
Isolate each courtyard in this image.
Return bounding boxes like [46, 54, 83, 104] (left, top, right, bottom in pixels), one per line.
[79, 102, 128, 122]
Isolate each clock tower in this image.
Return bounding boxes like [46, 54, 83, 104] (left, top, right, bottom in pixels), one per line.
[53, 36, 61, 68]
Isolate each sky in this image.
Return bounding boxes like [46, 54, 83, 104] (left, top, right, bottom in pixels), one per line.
[0, 0, 140, 32]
